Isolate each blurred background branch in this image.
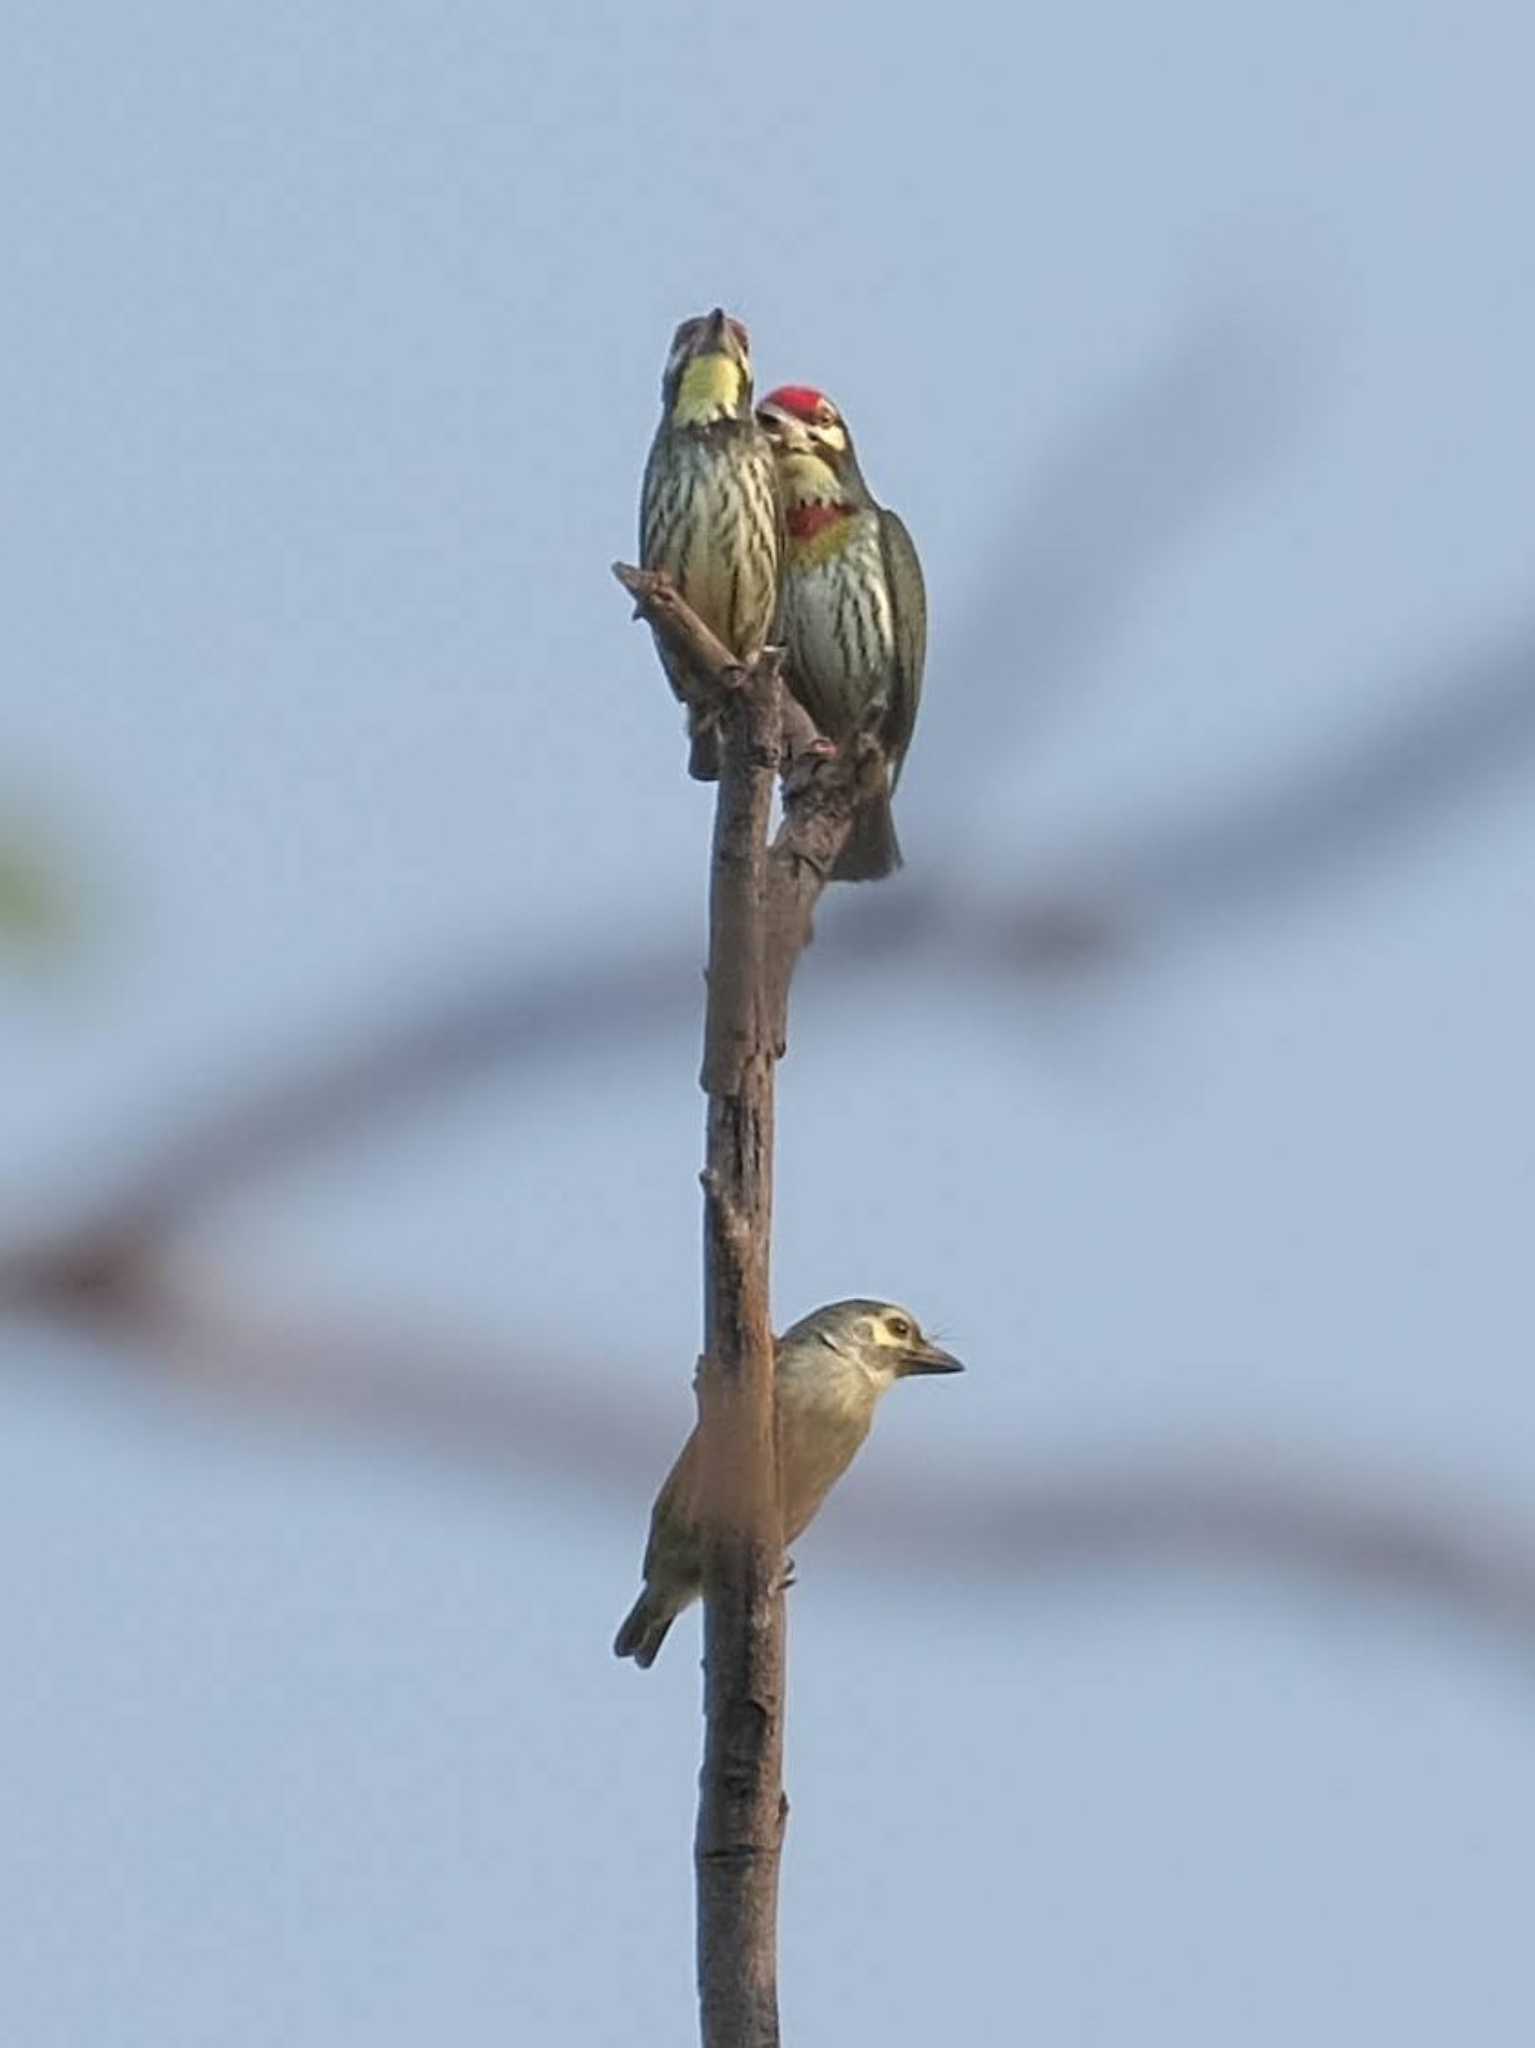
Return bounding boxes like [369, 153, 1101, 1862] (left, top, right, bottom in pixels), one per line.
[5, 593, 1532, 1294]
[0, 814, 82, 961]
[7, 1277, 1535, 1663]
[1, 287, 1531, 1752]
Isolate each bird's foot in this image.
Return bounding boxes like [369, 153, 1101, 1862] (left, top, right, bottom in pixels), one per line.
[782, 736, 838, 798]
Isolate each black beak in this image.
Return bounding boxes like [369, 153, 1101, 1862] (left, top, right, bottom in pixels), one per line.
[901, 1343, 964, 1377]
[705, 306, 729, 346]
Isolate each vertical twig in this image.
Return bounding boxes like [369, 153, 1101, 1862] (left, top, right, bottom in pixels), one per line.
[613, 561, 859, 2048]
[695, 651, 786, 2048]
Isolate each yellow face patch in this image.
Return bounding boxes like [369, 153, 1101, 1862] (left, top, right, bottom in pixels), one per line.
[673, 353, 744, 424]
[779, 450, 841, 500]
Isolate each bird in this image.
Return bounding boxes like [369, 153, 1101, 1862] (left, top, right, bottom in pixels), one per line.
[755, 385, 927, 881]
[639, 309, 783, 780]
[614, 1299, 962, 1668]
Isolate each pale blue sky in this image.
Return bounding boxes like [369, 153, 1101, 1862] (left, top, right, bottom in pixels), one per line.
[4, 3, 1535, 2041]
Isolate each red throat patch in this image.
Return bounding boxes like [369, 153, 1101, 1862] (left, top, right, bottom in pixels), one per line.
[764, 385, 829, 422]
[786, 502, 854, 541]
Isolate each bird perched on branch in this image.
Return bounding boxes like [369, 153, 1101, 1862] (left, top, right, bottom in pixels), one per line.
[639, 309, 783, 780]
[614, 1299, 962, 1668]
[756, 386, 927, 881]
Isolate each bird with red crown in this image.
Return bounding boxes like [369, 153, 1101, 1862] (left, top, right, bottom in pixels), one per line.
[755, 384, 927, 880]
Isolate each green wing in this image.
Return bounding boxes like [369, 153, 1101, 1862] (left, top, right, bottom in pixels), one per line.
[877, 507, 926, 785]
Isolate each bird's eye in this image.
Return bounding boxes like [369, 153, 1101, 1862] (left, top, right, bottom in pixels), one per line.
[728, 320, 750, 351]
[886, 1316, 911, 1340]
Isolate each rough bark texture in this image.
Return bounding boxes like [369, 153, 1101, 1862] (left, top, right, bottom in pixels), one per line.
[614, 562, 859, 2048]
[696, 654, 784, 2048]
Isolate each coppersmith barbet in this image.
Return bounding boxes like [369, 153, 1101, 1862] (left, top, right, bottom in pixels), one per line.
[614, 1299, 962, 1668]
[638, 310, 783, 779]
[756, 386, 927, 880]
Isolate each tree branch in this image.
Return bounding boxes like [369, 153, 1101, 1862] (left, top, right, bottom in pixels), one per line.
[694, 648, 784, 2048]
[616, 560, 855, 2048]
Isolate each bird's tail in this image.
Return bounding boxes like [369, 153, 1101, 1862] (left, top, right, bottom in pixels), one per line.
[834, 794, 903, 882]
[653, 635, 719, 778]
[613, 1590, 677, 1669]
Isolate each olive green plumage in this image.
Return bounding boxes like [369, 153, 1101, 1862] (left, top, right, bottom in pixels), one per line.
[757, 387, 927, 880]
[614, 1299, 962, 1668]
[639, 310, 783, 780]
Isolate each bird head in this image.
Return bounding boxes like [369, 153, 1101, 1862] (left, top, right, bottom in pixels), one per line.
[660, 308, 756, 427]
[785, 1298, 964, 1393]
[757, 385, 850, 460]
[756, 386, 866, 505]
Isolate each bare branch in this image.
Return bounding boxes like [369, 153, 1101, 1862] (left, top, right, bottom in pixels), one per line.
[693, 645, 784, 2048]
[613, 561, 750, 716]
[614, 559, 854, 2048]
[930, 297, 1320, 781]
[763, 733, 876, 1049]
[614, 560, 827, 765]
[1016, 614, 1535, 959]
